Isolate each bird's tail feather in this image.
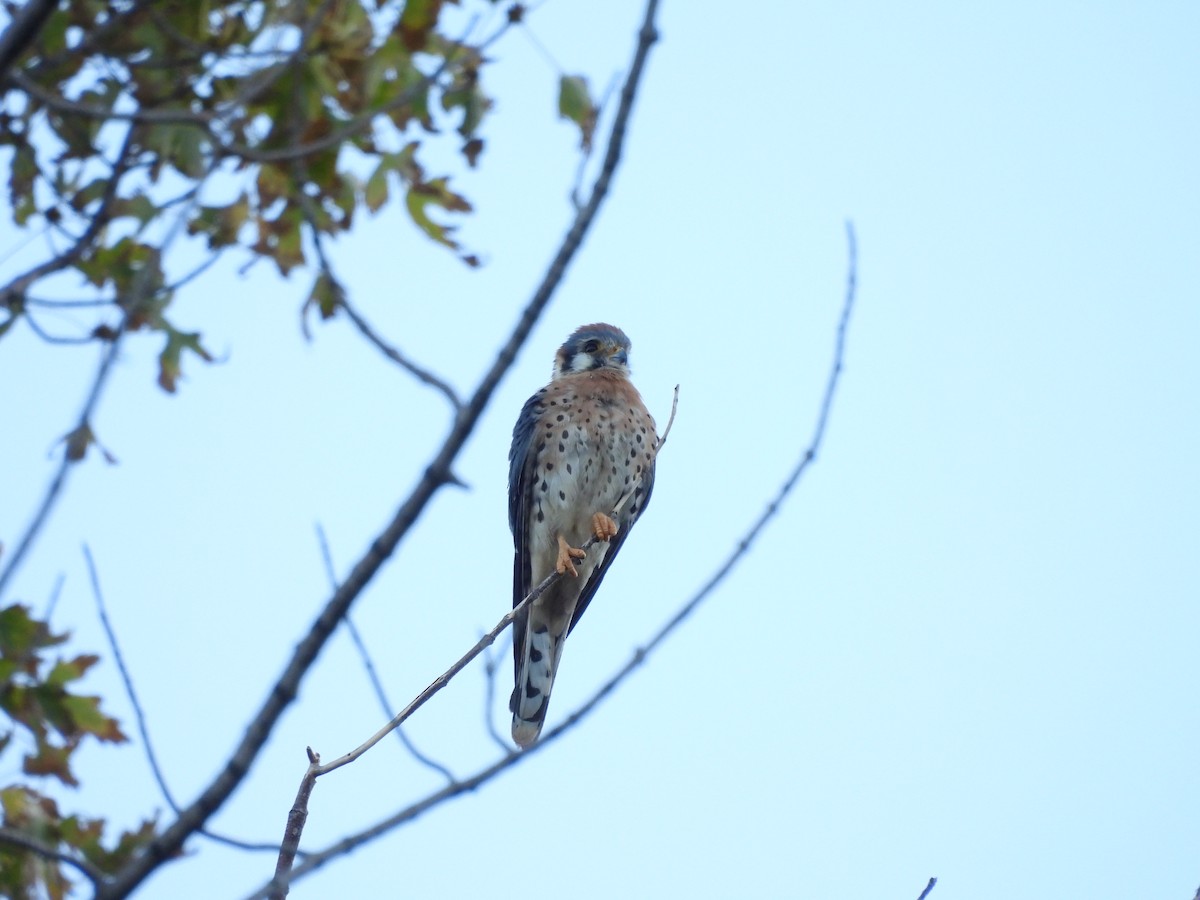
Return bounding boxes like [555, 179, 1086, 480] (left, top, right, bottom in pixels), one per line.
[510, 623, 562, 748]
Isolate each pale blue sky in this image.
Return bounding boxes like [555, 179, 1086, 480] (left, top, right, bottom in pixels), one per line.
[1, 2, 1198, 898]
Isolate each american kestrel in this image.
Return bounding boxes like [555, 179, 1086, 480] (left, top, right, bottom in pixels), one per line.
[508, 323, 657, 747]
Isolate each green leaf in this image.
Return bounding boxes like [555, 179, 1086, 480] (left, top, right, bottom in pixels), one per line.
[308, 272, 344, 321]
[558, 74, 597, 152]
[364, 161, 390, 212]
[158, 328, 214, 393]
[398, 0, 444, 50]
[44, 655, 97, 689]
[187, 195, 249, 248]
[405, 176, 471, 250]
[9, 143, 37, 220]
[61, 694, 127, 743]
[110, 193, 157, 229]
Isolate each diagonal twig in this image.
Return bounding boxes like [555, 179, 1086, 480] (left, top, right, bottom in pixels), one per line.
[336, 299, 463, 411]
[246, 219, 858, 899]
[98, 2, 662, 895]
[481, 645, 511, 752]
[0, 827, 104, 887]
[84, 544, 180, 813]
[315, 524, 456, 784]
[917, 876, 938, 900]
[84, 545, 286, 855]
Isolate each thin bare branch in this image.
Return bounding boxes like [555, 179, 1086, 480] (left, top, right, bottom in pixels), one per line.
[6, 70, 218, 125]
[22, 308, 101, 344]
[0, 827, 105, 886]
[84, 544, 180, 812]
[268, 750, 319, 900]
[43, 572, 65, 620]
[24, 296, 122, 309]
[482, 645, 510, 752]
[84, 544, 285, 855]
[917, 876, 938, 900]
[337, 299, 463, 411]
[99, 3, 661, 895]
[315, 524, 456, 783]
[248, 216, 857, 898]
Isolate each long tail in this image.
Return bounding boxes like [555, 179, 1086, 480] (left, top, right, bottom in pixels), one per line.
[510, 621, 564, 748]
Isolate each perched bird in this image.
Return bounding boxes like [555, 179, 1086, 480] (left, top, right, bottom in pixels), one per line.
[508, 323, 657, 747]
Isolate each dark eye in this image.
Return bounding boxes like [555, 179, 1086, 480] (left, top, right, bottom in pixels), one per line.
[582, 339, 600, 353]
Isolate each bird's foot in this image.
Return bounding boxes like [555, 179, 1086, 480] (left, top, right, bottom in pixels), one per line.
[555, 535, 587, 577]
[591, 512, 619, 541]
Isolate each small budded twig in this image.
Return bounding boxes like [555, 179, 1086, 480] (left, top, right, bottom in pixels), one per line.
[917, 876, 938, 900]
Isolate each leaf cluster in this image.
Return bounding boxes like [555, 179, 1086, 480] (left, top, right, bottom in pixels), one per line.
[0, 0, 510, 388]
[0, 603, 156, 897]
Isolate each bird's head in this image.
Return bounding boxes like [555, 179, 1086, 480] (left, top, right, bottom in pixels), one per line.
[552, 323, 633, 380]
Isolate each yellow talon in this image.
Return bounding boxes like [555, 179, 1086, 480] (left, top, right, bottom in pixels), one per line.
[591, 512, 619, 541]
[556, 535, 586, 576]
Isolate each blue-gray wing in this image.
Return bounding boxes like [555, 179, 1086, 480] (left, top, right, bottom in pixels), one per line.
[508, 390, 545, 671]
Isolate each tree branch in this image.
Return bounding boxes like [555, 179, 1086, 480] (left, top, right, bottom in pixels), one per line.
[917, 876, 938, 900]
[84, 544, 282, 855]
[248, 219, 856, 897]
[0, 0, 57, 80]
[0, 826, 105, 887]
[96, 2, 661, 895]
[336, 299, 463, 411]
[0, 126, 137, 313]
[0, 129, 184, 601]
[315, 524, 456, 784]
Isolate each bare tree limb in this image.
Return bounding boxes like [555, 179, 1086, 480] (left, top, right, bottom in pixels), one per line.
[0, 826, 104, 887]
[248, 220, 856, 897]
[917, 876, 938, 900]
[268, 750, 319, 900]
[336, 299, 463, 411]
[97, 2, 661, 895]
